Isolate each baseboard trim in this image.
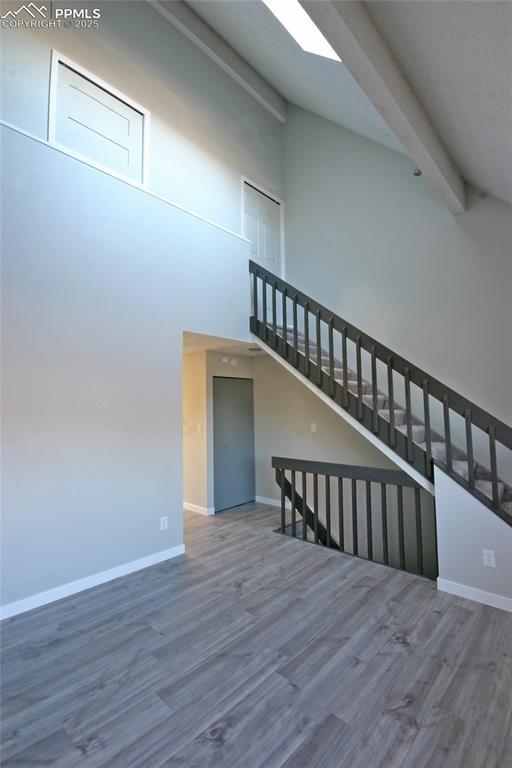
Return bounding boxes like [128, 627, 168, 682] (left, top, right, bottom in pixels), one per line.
[437, 578, 512, 613]
[255, 495, 291, 509]
[184, 502, 215, 516]
[0, 544, 186, 621]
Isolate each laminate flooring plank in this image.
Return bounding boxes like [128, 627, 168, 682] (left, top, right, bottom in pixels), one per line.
[1, 503, 511, 768]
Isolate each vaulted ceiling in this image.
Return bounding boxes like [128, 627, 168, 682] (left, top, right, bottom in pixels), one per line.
[186, 0, 512, 205]
[365, 0, 512, 205]
[188, 0, 404, 153]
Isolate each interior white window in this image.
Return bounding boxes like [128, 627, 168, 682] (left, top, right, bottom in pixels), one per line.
[49, 52, 149, 184]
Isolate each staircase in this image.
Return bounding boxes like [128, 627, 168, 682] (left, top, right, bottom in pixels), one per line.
[249, 260, 512, 526]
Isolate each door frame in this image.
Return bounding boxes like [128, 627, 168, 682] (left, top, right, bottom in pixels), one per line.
[212, 375, 256, 513]
[48, 49, 151, 187]
[241, 175, 286, 279]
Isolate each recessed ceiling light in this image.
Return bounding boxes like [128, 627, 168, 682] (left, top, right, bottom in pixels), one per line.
[262, 0, 341, 62]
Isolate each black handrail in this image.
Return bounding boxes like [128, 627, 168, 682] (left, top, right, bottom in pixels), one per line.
[250, 261, 511, 447]
[251, 260, 512, 525]
[272, 457, 421, 486]
[273, 457, 437, 580]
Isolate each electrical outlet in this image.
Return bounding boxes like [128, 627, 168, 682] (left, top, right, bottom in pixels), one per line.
[160, 516, 168, 531]
[310, 422, 317, 433]
[482, 549, 496, 568]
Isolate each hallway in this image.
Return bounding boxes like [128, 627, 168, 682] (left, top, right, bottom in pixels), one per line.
[2, 504, 511, 767]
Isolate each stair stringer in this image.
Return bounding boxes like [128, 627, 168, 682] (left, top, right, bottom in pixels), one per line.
[252, 333, 435, 495]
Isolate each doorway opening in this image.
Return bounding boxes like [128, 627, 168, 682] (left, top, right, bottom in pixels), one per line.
[182, 332, 262, 516]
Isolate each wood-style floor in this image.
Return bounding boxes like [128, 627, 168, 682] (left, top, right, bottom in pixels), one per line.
[1, 503, 511, 767]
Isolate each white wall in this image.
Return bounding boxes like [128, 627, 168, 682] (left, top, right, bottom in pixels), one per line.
[435, 468, 512, 612]
[0, 0, 283, 232]
[0, 0, 284, 613]
[1, 126, 251, 609]
[283, 105, 512, 427]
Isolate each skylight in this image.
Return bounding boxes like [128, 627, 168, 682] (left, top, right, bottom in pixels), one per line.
[262, 0, 341, 62]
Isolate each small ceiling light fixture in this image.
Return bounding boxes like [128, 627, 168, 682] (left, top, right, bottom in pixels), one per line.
[262, 0, 341, 62]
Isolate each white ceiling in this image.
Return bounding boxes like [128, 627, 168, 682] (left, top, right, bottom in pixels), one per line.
[186, 0, 512, 205]
[365, 0, 512, 204]
[183, 331, 264, 356]
[187, 0, 405, 154]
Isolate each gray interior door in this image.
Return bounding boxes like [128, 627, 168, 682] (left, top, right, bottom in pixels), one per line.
[213, 377, 255, 512]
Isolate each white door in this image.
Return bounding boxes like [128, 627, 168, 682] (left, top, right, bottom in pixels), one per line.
[54, 62, 144, 183]
[244, 182, 282, 274]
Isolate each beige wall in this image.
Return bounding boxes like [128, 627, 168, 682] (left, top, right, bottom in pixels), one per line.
[252, 354, 394, 502]
[182, 347, 395, 510]
[183, 352, 208, 510]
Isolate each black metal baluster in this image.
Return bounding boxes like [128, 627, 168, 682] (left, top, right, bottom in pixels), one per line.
[366, 481, 373, 561]
[293, 295, 298, 367]
[371, 346, 378, 433]
[282, 287, 287, 355]
[280, 469, 286, 534]
[381, 483, 388, 565]
[356, 336, 363, 420]
[338, 477, 344, 551]
[262, 276, 268, 341]
[414, 487, 423, 576]
[272, 281, 277, 349]
[291, 469, 296, 537]
[387, 356, 395, 447]
[397, 485, 405, 570]
[443, 395, 452, 471]
[352, 478, 358, 556]
[304, 302, 310, 377]
[328, 318, 335, 398]
[302, 472, 307, 540]
[342, 326, 348, 408]
[489, 425, 499, 507]
[325, 475, 331, 547]
[405, 368, 413, 461]
[316, 310, 322, 386]
[423, 380, 432, 478]
[313, 473, 319, 544]
[253, 269, 258, 322]
[464, 410, 475, 489]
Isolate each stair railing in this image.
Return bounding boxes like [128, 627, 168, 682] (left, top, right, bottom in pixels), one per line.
[250, 260, 512, 525]
[273, 457, 438, 580]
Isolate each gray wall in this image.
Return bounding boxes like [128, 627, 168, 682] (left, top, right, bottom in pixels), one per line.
[0, 0, 283, 232]
[1, 127, 251, 606]
[283, 105, 512, 427]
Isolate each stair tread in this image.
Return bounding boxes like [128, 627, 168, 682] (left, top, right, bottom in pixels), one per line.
[265, 327, 512, 512]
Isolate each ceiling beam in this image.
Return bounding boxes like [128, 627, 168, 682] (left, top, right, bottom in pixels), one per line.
[300, 0, 466, 214]
[149, 0, 287, 123]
